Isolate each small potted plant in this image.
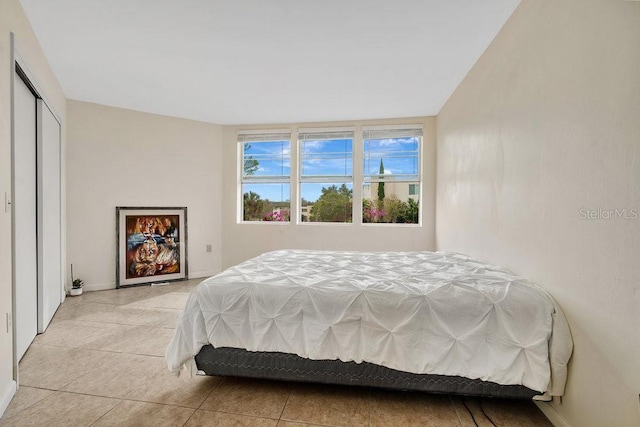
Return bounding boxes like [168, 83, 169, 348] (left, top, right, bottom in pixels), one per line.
[70, 278, 84, 296]
[69, 264, 84, 296]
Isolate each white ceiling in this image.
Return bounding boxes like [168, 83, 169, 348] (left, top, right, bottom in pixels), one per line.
[20, 0, 520, 125]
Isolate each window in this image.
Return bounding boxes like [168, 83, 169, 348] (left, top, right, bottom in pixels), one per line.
[239, 131, 291, 222]
[237, 125, 423, 226]
[363, 126, 422, 224]
[299, 128, 354, 223]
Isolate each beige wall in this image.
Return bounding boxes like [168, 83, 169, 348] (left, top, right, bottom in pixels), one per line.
[6, 1, 637, 424]
[437, 1, 640, 426]
[0, 0, 67, 416]
[66, 101, 223, 290]
[221, 117, 436, 269]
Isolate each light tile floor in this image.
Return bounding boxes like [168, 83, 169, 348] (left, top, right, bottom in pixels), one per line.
[1, 279, 552, 426]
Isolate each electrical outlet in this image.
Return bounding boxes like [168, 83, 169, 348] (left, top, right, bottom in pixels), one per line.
[206, 244, 212, 253]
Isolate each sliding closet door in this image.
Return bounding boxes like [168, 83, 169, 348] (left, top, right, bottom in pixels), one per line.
[37, 100, 62, 332]
[13, 74, 38, 361]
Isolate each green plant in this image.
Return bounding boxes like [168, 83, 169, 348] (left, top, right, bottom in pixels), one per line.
[377, 159, 385, 208]
[382, 195, 403, 223]
[70, 263, 84, 289]
[310, 184, 352, 222]
[243, 191, 265, 221]
[404, 198, 419, 223]
[243, 143, 259, 176]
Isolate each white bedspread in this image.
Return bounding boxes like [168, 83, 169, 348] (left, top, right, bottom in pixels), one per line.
[166, 250, 572, 395]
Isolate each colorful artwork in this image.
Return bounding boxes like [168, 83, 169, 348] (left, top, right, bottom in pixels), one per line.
[116, 207, 187, 287]
[126, 215, 180, 278]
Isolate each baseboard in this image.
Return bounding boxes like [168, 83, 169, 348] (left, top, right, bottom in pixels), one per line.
[77, 271, 218, 293]
[0, 380, 17, 419]
[535, 400, 571, 427]
[188, 270, 218, 280]
[81, 281, 116, 292]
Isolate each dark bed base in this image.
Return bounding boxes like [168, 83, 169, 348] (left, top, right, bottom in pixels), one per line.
[194, 345, 539, 399]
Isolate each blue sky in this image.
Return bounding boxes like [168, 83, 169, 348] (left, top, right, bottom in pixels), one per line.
[244, 140, 291, 177]
[243, 137, 419, 202]
[363, 137, 419, 178]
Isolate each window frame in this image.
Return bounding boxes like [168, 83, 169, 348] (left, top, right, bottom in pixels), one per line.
[238, 130, 292, 224]
[236, 125, 423, 227]
[361, 125, 423, 227]
[298, 127, 355, 224]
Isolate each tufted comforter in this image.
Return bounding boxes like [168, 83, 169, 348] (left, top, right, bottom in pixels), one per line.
[166, 250, 572, 396]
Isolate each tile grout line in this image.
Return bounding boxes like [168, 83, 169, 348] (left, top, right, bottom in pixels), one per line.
[41, 318, 178, 329]
[180, 409, 197, 427]
[277, 384, 294, 421]
[50, 318, 178, 329]
[0, 389, 54, 420]
[86, 397, 125, 427]
[179, 374, 227, 426]
[45, 388, 209, 411]
[28, 342, 169, 359]
[195, 376, 225, 411]
[449, 395, 465, 427]
[26, 342, 167, 358]
[192, 408, 282, 421]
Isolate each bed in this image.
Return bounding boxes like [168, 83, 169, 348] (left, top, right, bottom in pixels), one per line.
[166, 250, 573, 399]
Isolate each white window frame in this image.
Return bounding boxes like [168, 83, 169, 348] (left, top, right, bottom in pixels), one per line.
[236, 125, 423, 227]
[362, 125, 423, 226]
[298, 127, 355, 224]
[238, 130, 292, 223]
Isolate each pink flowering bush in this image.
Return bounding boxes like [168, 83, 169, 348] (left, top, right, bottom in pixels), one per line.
[264, 209, 290, 222]
[363, 207, 386, 223]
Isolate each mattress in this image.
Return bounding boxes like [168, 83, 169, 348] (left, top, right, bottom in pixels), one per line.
[166, 250, 572, 396]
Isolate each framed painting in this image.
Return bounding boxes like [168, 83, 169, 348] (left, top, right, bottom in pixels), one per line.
[116, 206, 188, 288]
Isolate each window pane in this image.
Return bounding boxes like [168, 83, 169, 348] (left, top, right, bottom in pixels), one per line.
[301, 183, 352, 223]
[363, 137, 419, 180]
[362, 182, 419, 224]
[242, 183, 290, 222]
[301, 138, 353, 177]
[243, 140, 290, 178]
[363, 134, 420, 225]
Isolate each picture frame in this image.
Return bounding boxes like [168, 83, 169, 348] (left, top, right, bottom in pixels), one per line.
[116, 206, 188, 288]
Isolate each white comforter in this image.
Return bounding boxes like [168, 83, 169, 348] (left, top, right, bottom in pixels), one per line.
[166, 250, 572, 395]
